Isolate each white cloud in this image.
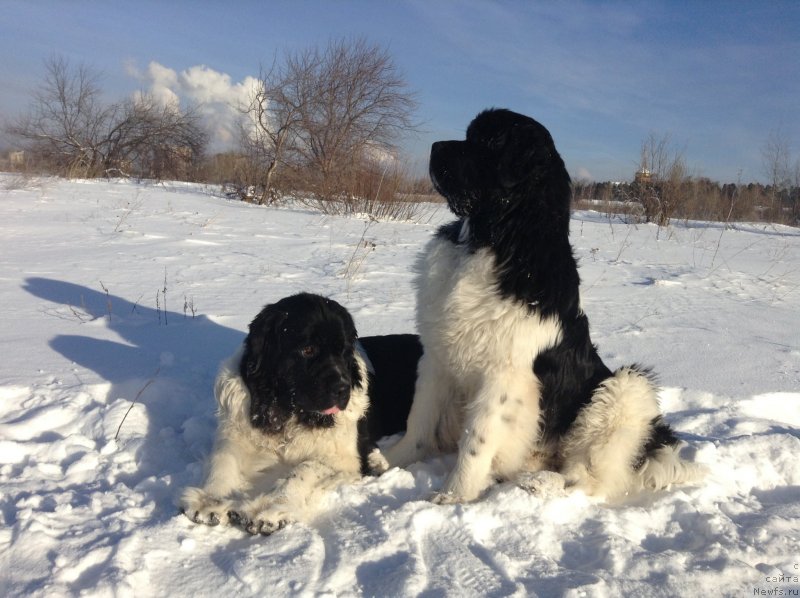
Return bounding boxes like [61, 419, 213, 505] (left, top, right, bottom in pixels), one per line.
[179, 65, 254, 106]
[144, 62, 181, 107]
[575, 167, 593, 181]
[128, 61, 259, 150]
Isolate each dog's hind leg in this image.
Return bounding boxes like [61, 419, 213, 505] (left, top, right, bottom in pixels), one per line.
[384, 353, 457, 468]
[559, 366, 671, 499]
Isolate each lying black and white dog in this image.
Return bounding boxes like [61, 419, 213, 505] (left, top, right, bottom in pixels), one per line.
[180, 293, 420, 534]
[385, 108, 703, 503]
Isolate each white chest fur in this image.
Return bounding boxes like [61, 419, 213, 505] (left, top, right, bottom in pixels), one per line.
[386, 224, 565, 496]
[416, 231, 563, 379]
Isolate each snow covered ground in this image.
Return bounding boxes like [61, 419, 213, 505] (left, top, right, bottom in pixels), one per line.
[1, 175, 798, 597]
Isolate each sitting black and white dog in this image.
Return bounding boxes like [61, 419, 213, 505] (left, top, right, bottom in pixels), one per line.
[180, 293, 420, 534]
[385, 108, 703, 503]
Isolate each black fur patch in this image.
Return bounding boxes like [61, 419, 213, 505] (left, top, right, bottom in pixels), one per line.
[357, 334, 422, 473]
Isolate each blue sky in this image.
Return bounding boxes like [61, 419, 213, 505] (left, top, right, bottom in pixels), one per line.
[1, 0, 798, 183]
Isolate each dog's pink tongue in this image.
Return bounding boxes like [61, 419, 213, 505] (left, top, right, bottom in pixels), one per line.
[321, 406, 340, 415]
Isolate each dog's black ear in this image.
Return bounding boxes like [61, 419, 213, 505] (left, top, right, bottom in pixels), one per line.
[322, 297, 362, 387]
[243, 305, 288, 376]
[325, 298, 358, 342]
[497, 122, 560, 189]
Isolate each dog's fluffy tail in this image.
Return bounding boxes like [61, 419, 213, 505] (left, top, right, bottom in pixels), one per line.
[634, 444, 707, 492]
[560, 366, 705, 499]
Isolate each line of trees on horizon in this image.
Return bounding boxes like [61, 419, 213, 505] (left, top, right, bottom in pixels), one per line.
[572, 132, 800, 226]
[2, 43, 797, 226]
[572, 178, 800, 227]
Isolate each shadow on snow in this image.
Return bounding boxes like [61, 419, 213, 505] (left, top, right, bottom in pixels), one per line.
[23, 277, 245, 519]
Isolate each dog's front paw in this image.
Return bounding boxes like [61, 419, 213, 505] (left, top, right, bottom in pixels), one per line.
[179, 487, 232, 526]
[229, 507, 293, 536]
[366, 447, 390, 476]
[431, 491, 464, 505]
[432, 473, 486, 504]
[516, 470, 567, 498]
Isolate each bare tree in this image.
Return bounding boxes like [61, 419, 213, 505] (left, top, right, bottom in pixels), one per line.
[762, 129, 791, 189]
[231, 38, 417, 203]
[288, 38, 418, 199]
[237, 61, 306, 203]
[6, 56, 116, 176]
[793, 158, 800, 224]
[631, 132, 689, 226]
[203, 38, 421, 205]
[114, 94, 208, 179]
[761, 129, 791, 218]
[6, 56, 207, 179]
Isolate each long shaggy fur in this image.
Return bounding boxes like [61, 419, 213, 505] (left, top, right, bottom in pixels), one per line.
[180, 293, 419, 534]
[385, 108, 704, 502]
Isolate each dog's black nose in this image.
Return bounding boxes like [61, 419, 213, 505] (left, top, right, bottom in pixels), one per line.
[332, 380, 350, 400]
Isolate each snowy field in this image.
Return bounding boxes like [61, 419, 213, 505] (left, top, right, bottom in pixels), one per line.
[1, 175, 798, 597]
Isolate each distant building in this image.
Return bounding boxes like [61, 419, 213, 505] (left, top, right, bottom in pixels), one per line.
[9, 150, 25, 168]
[635, 168, 652, 184]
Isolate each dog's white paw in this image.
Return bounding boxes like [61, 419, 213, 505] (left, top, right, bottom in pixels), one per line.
[366, 447, 390, 476]
[431, 491, 466, 505]
[179, 487, 233, 526]
[229, 506, 293, 536]
[516, 470, 567, 498]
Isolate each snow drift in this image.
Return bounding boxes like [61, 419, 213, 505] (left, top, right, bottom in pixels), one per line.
[0, 176, 798, 597]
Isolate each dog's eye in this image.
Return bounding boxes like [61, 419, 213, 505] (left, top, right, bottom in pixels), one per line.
[299, 345, 318, 358]
[485, 132, 506, 151]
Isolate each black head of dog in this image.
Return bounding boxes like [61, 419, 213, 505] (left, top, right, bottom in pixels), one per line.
[240, 293, 362, 433]
[429, 108, 572, 231]
[430, 109, 580, 319]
